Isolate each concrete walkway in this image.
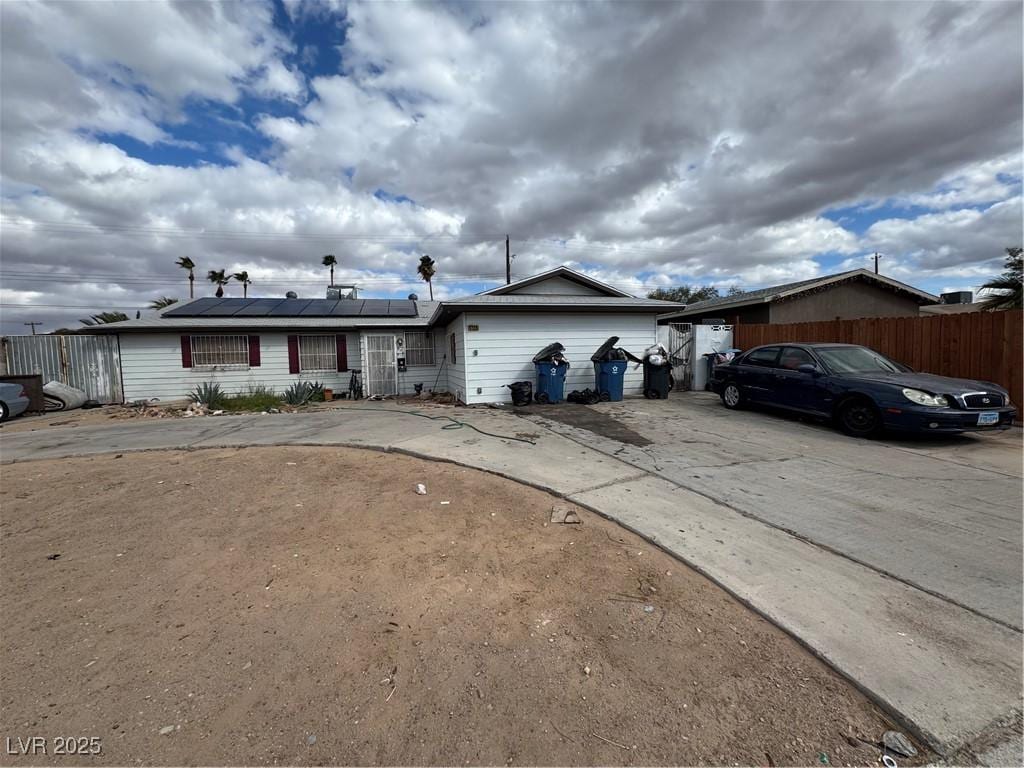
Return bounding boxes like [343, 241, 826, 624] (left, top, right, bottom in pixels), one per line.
[1, 402, 1021, 762]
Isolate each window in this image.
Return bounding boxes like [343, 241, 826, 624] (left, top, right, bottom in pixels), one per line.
[404, 331, 435, 366]
[815, 346, 902, 374]
[779, 347, 816, 370]
[298, 335, 336, 372]
[190, 335, 249, 367]
[743, 346, 781, 368]
[449, 333, 457, 364]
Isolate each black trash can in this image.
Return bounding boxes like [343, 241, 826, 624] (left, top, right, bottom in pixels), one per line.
[643, 360, 672, 399]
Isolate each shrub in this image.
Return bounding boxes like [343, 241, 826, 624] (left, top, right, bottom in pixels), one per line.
[222, 392, 280, 412]
[189, 381, 226, 409]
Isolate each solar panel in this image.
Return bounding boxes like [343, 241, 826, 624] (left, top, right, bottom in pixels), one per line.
[162, 298, 224, 317]
[233, 298, 286, 316]
[359, 299, 392, 316]
[200, 299, 253, 316]
[268, 299, 312, 316]
[299, 299, 339, 316]
[387, 300, 417, 317]
[330, 300, 365, 317]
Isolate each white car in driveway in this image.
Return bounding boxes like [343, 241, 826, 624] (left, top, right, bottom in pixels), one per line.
[0, 382, 30, 422]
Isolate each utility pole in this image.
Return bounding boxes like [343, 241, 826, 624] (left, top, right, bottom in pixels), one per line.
[24, 321, 41, 335]
[873, 252, 882, 274]
[505, 235, 511, 284]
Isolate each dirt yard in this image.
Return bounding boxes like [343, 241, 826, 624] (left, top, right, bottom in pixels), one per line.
[0, 447, 920, 766]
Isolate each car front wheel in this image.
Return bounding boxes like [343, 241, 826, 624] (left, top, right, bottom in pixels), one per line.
[836, 398, 882, 437]
[721, 383, 743, 410]
[0, 401, 8, 423]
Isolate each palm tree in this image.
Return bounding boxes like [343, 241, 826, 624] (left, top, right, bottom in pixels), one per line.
[980, 247, 1022, 310]
[80, 311, 129, 326]
[207, 269, 229, 298]
[176, 257, 196, 299]
[150, 296, 178, 310]
[417, 254, 436, 301]
[322, 254, 337, 286]
[233, 271, 252, 298]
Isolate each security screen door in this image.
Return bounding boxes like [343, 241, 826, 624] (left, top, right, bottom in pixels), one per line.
[364, 334, 398, 396]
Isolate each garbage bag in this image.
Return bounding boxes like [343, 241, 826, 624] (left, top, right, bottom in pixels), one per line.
[507, 381, 533, 406]
[533, 342, 565, 363]
[590, 337, 620, 362]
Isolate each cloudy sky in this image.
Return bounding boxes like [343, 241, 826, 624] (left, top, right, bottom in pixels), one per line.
[1, 0, 1021, 333]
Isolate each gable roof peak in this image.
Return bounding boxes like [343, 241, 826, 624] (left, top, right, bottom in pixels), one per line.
[480, 265, 633, 297]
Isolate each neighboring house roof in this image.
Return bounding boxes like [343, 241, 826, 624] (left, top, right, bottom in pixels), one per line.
[920, 302, 986, 315]
[658, 269, 939, 321]
[479, 266, 633, 297]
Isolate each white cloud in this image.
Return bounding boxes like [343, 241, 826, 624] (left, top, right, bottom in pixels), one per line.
[0, 0, 1021, 332]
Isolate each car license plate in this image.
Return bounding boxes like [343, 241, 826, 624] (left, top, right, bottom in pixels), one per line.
[977, 412, 999, 426]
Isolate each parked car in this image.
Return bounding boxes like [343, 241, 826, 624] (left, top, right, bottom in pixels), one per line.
[0, 382, 31, 422]
[710, 343, 1017, 437]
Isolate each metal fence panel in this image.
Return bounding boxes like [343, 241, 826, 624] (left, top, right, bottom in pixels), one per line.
[2, 335, 122, 404]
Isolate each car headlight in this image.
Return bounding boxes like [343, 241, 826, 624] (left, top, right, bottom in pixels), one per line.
[901, 388, 948, 407]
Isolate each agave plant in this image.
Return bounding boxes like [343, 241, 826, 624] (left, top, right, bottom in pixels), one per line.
[189, 381, 226, 409]
[282, 381, 315, 405]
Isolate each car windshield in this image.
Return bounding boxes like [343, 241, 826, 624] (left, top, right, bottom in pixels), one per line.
[815, 346, 902, 374]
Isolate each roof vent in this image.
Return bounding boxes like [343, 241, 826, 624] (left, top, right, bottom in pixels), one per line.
[407, 293, 418, 301]
[327, 284, 358, 300]
[285, 291, 298, 299]
[940, 290, 972, 305]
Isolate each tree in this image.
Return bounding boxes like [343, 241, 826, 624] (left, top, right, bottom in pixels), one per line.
[647, 285, 720, 303]
[150, 296, 178, 310]
[176, 257, 196, 299]
[233, 270, 252, 298]
[980, 247, 1022, 311]
[207, 269, 229, 298]
[322, 254, 337, 285]
[80, 311, 129, 326]
[417, 254, 436, 300]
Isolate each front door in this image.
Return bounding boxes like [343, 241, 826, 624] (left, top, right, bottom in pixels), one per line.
[364, 334, 398, 396]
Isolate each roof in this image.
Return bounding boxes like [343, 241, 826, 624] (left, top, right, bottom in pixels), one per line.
[480, 266, 632, 297]
[658, 269, 939, 321]
[432, 294, 682, 324]
[92, 300, 440, 332]
[83, 265, 684, 333]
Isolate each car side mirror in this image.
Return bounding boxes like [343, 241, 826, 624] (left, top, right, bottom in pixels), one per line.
[797, 363, 821, 376]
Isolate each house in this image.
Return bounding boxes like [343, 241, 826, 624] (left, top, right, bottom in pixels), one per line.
[92, 266, 682, 405]
[657, 269, 939, 326]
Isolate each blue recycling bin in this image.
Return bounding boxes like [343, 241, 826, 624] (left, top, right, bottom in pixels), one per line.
[534, 362, 568, 403]
[594, 360, 626, 402]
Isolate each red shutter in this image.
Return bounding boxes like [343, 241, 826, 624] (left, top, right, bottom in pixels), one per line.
[287, 335, 300, 374]
[336, 334, 348, 371]
[247, 335, 261, 367]
[180, 335, 193, 368]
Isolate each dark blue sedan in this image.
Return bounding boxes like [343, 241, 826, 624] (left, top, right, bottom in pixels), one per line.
[710, 343, 1017, 437]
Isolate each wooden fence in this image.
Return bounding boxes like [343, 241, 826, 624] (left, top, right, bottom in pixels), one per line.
[733, 310, 1023, 409]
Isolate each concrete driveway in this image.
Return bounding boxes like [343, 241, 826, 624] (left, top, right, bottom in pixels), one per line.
[1, 398, 1021, 762]
[522, 393, 1023, 631]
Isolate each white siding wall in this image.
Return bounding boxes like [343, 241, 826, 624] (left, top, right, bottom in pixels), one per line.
[460, 312, 657, 404]
[119, 331, 363, 402]
[443, 316, 467, 402]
